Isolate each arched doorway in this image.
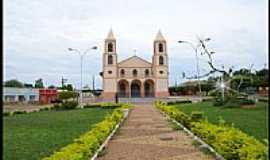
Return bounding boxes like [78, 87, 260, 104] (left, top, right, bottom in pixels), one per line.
[131, 80, 141, 97]
[144, 79, 155, 97]
[117, 80, 129, 97]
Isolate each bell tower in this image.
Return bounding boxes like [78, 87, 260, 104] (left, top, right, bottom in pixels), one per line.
[101, 29, 118, 99]
[152, 30, 169, 97]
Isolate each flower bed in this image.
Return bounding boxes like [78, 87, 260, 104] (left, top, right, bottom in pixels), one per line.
[42, 108, 126, 160]
[155, 101, 268, 160]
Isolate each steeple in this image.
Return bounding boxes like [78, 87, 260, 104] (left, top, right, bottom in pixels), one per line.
[106, 28, 115, 40]
[155, 30, 165, 41]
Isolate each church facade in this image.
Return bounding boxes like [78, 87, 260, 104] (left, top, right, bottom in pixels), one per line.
[100, 29, 169, 99]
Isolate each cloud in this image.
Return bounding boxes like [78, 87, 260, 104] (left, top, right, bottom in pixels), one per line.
[3, 0, 268, 88]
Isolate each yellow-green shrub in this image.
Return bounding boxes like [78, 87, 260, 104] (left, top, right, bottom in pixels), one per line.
[155, 102, 268, 160]
[43, 109, 124, 160]
[191, 121, 268, 160]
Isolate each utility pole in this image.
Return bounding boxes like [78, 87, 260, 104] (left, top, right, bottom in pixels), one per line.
[92, 75, 95, 91]
[61, 76, 68, 88]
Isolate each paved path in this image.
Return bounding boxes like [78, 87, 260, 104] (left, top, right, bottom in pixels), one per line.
[97, 105, 214, 160]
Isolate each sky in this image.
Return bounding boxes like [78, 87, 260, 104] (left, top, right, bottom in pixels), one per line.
[3, 0, 268, 89]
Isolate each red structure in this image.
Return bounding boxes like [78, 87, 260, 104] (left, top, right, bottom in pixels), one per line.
[39, 89, 58, 104]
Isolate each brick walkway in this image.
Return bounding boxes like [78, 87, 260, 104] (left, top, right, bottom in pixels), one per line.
[97, 104, 214, 160]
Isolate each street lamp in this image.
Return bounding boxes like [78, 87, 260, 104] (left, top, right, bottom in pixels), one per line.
[178, 37, 211, 101]
[68, 46, 98, 108]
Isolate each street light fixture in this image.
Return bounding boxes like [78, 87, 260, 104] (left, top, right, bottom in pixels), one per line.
[178, 37, 211, 101]
[68, 46, 98, 108]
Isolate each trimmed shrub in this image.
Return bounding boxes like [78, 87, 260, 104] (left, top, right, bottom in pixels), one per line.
[191, 121, 268, 160]
[3, 112, 11, 116]
[43, 109, 125, 160]
[155, 102, 268, 160]
[202, 98, 214, 102]
[258, 98, 268, 102]
[52, 101, 78, 110]
[167, 100, 192, 105]
[40, 107, 50, 111]
[190, 111, 204, 122]
[83, 104, 101, 108]
[13, 111, 27, 115]
[100, 103, 122, 109]
[61, 101, 78, 110]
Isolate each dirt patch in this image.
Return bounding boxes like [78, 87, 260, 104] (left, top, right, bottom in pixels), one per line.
[241, 105, 256, 109]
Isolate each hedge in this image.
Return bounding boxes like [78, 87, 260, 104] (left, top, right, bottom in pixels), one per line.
[155, 101, 268, 160]
[84, 103, 130, 110]
[167, 100, 192, 105]
[52, 101, 78, 110]
[42, 108, 124, 160]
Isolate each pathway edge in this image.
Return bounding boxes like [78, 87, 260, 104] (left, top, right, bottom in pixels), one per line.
[155, 107, 225, 160]
[90, 109, 129, 160]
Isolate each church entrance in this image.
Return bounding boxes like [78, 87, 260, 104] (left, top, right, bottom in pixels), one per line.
[144, 79, 155, 97]
[117, 80, 129, 97]
[131, 80, 141, 97]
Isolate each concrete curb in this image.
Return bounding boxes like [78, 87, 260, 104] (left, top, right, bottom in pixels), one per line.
[90, 109, 129, 160]
[156, 107, 225, 160]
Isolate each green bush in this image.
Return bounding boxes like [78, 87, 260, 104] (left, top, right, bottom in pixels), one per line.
[3, 112, 11, 116]
[52, 101, 78, 110]
[191, 121, 268, 160]
[83, 104, 101, 108]
[13, 111, 27, 115]
[52, 103, 61, 110]
[58, 91, 79, 101]
[190, 111, 204, 122]
[258, 98, 268, 102]
[40, 107, 50, 111]
[43, 109, 124, 160]
[202, 98, 213, 102]
[100, 103, 122, 109]
[167, 100, 192, 105]
[155, 102, 268, 160]
[61, 101, 78, 110]
[83, 103, 128, 109]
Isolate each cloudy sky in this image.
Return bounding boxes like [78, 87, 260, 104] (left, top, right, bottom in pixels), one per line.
[4, 0, 268, 89]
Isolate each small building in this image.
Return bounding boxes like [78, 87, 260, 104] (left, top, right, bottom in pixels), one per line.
[3, 87, 39, 103]
[39, 89, 58, 104]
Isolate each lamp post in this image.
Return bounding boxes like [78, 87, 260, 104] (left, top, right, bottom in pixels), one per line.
[68, 46, 98, 107]
[178, 37, 210, 101]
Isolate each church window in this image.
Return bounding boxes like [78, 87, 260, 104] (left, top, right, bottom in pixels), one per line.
[145, 69, 149, 76]
[159, 56, 164, 65]
[133, 69, 138, 77]
[158, 43, 163, 52]
[108, 70, 112, 74]
[120, 69, 125, 76]
[108, 55, 113, 65]
[159, 70, 164, 74]
[108, 43, 113, 52]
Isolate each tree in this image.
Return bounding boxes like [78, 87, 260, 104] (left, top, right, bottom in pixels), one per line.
[34, 78, 44, 88]
[66, 84, 73, 91]
[61, 84, 73, 91]
[24, 83, 33, 88]
[58, 91, 79, 102]
[4, 79, 24, 88]
[48, 85, 56, 89]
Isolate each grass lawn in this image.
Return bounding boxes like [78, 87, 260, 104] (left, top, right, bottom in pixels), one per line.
[3, 108, 113, 160]
[174, 102, 268, 141]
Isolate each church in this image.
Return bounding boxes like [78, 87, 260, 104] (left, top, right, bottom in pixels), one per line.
[100, 29, 169, 99]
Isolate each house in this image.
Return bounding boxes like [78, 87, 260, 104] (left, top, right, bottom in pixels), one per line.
[3, 87, 39, 103]
[39, 89, 58, 104]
